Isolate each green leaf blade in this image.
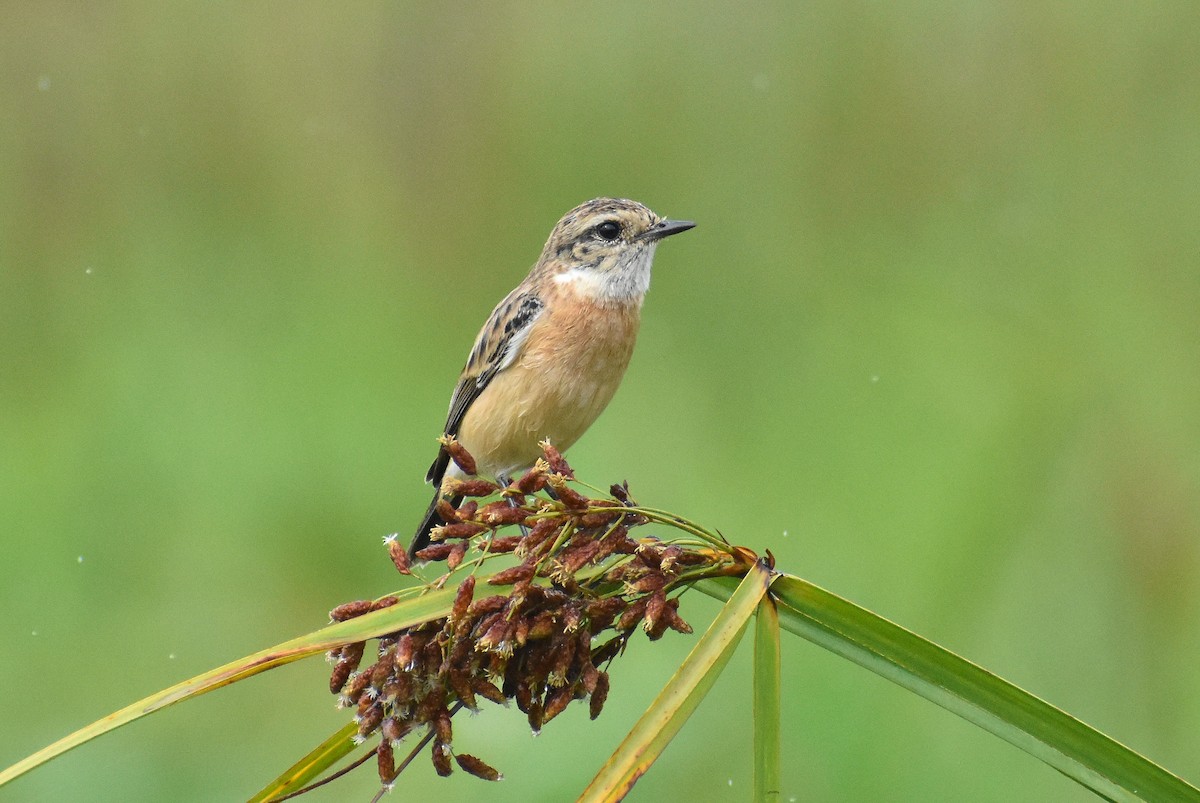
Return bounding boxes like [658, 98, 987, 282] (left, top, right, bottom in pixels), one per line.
[698, 574, 1200, 803]
[753, 591, 783, 802]
[249, 722, 360, 803]
[0, 587, 454, 789]
[580, 561, 774, 801]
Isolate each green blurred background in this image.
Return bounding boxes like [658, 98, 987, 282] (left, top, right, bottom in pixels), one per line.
[3, 3, 1198, 801]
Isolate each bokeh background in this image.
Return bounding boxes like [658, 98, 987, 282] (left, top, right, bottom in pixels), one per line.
[3, 4, 1198, 801]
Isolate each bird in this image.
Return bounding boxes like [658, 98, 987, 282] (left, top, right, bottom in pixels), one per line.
[407, 197, 694, 558]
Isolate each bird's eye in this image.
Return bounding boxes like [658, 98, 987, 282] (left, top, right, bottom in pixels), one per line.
[593, 220, 621, 241]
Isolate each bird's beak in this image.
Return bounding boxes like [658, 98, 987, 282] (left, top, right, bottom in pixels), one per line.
[640, 218, 696, 242]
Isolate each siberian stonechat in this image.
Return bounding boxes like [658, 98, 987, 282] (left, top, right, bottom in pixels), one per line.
[408, 197, 694, 557]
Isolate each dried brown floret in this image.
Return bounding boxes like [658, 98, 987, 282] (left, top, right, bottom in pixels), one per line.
[416, 686, 447, 723]
[636, 544, 664, 570]
[548, 635, 575, 686]
[329, 600, 372, 621]
[357, 698, 384, 736]
[627, 572, 667, 594]
[384, 671, 413, 703]
[443, 478, 499, 497]
[369, 595, 399, 611]
[579, 662, 600, 695]
[433, 707, 453, 743]
[477, 617, 515, 656]
[589, 671, 610, 720]
[344, 669, 372, 703]
[556, 539, 602, 576]
[526, 698, 544, 734]
[387, 539, 412, 575]
[455, 753, 503, 782]
[436, 498, 460, 522]
[433, 521, 488, 541]
[578, 508, 623, 528]
[328, 658, 355, 694]
[546, 473, 589, 510]
[617, 596, 650, 631]
[483, 502, 533, 527]
[340, 641, 367, 667]
[484, 534, 523, 553]
[586, 597, 627, 630]
[516, 517, 561, 556]
[450, 575, 475, 624]
[439, 435, 478, 476]
[486, 561, 536, 587]
[414, 542, 455, 561]
[542, 684, 574, 724]
[643, 589, 667, 633]
[511, 460, 549, 494]
[432, 739, 453, 777]
[371, 656, 393, 687]
[539, 440, 574, 478]
[394, 634, 415, 671]
[421, 638, 443, 675]
[674, 547, 713, 565]
[446, 541, 468, 571]
[659, 544, 684, 573]
[448, 669, 478, 711]
[381, 715, 411, 744]
[514, 681, 533, 714]
[644, 590, 671, 641]
[463, 594, 507, 625]
[377, 738, 395, 783]
[471, 676, 507, 704]
[561, 603, 583, 633]
[522, 610, 557, 641]
[665, 597, 694, 634]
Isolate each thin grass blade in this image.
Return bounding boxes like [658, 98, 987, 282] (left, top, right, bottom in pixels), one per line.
[753, 592, 782, 802]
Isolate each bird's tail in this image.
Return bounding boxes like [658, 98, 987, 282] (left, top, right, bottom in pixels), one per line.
[408, 490, 463, 559]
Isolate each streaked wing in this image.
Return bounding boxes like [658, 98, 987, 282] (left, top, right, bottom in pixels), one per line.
[425, 289, 545, 484]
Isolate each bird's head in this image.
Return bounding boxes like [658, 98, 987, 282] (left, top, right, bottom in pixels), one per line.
[539, 198, 694, 302]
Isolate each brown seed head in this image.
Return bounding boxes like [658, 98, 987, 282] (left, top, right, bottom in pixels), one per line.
[415, 542, 455, 561]
[387, 539, 412, 575]
[589, 671, 610, 720]
[486, 561, 536, 587]
[444, 478, 499, 497]
[455, 753, 503, 782]
[484, 534, 523, 553]
[432, 740, 453, 777]
[439, 435, 478, 476]
[545, 473, 589, 510]
[329, 600, 372, 621]
[370, 595, 399, 612]
[446, 541, 468, 571]
[477, 500, 532, 526]
[377, 738, 395, 784]
[512, 459, 550, 494]
[539, 440, 574, 478]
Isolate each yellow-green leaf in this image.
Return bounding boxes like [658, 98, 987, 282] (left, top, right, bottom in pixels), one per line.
[580, 560, 774, 801]
[753, 591, 782, 802]
[0, 586, 454, 789]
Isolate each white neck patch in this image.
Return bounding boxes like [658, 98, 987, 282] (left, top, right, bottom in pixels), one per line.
[553, 243, 657, 302]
